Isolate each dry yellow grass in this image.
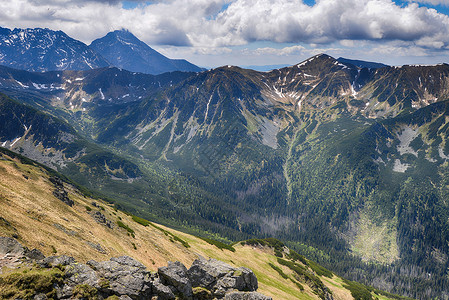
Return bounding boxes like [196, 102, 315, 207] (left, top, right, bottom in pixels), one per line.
[0, 153, 398, 300]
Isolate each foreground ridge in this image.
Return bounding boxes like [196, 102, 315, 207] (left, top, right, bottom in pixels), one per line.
[0, 237, 271, 300]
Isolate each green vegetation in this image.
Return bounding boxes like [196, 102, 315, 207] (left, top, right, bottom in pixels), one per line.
[0, 267, 63, 299]
[277, 258, 328, 298]
[268, 263, 289, 279]
[132, 215, 150, 226]
[73, 284, 98, 299]
[199, 236, 235, 252]
[148, 222, 190, 248]
[291, 278, 305, 291]
[342, 279, 373, 300]
[117, 220, 134, 235]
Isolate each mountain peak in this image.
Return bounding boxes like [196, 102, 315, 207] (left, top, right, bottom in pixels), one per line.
[0, 27, 109, 72]
[90, 30, 203, 75]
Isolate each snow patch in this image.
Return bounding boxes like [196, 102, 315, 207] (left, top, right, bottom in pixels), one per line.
[99, 88, 105, 100]
[10, 137, 21, 147]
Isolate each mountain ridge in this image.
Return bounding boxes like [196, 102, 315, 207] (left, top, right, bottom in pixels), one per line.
[0, 27, 110, 72]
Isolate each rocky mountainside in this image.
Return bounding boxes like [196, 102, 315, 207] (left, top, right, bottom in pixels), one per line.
[0, 236, 269, 299]
[0, 149, 395, 299]
[0, 27, 109, 72]
[90, 30, 204, 75]
[1, 54, 449, 298]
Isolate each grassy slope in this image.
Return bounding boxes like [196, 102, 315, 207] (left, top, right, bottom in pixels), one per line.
[0, 151, 398, 300]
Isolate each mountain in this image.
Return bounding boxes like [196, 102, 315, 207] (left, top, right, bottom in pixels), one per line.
[241, 64, 291, 72]
[2, 54, 449, 298]
[0, 27, 110, 72]
[90, 29, 204, 75]
[0, 149, 404, 300]
[337, 57, 389, 69]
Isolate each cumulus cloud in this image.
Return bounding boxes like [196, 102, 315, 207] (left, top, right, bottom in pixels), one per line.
[2, 0, 449, 53]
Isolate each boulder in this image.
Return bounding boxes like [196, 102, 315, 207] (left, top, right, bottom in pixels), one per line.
[188, 258, 235, 289]
[40, 255, 75, 267]
[187, 258, 258, 297]
[88, 256, 152, 299]
[224, 292, 272, 300]
[57, 262, 99, 298]
[159, 261, 193, 299]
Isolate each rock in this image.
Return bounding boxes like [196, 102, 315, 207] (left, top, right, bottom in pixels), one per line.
[152, 277, 176, 300]
[233, 267, 258, 291]
[52, 189, 74, 206]
[0, 236, 26, 257]
[88, 256, 152, 299]
[159, 261, 193, 299]
[50, 176, 74, 206]
[0, 237, 271, 300]
[90, 210, 114, 229]
[0, 237, 45, 267]
[56, 262, 99, 298]
[224, 292, 272, 300]
[26, 248, 45, 260]
[188, 258, 235, 289]
[86, 241, 107, 254]
[34, 293, 47, 300]
[40, 255, 75, 267]
[187, 258, 258, 297]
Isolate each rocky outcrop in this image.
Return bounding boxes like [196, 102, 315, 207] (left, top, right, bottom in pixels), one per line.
[49, 176, 74, 206]
[90, 210, 114, 229]
[0, 236, 44, 268]
[0, 237, 271, 299]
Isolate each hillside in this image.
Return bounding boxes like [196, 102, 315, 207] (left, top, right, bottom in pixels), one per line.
[0, 148, 405, 300]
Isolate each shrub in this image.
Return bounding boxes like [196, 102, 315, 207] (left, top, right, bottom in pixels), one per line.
[199, 236, 235, 252]
[117, 220, 134, 235]
[132, 215, 150, 226]
[268, 262, 289, 279]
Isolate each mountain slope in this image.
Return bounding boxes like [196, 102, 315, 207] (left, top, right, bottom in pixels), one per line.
[90, 30, 203, 75]
[0, 27, 110, 72]
[0, 149, 405, 300]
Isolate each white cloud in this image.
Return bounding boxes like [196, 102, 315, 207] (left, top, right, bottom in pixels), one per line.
[2, 0, 449, 68]
[2, 0, 449, 49]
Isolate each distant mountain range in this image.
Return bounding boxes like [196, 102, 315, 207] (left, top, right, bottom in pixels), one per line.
[0, 27, 203, 74]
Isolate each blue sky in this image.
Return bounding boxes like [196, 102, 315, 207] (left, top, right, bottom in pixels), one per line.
[2, 0, 449, 68]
